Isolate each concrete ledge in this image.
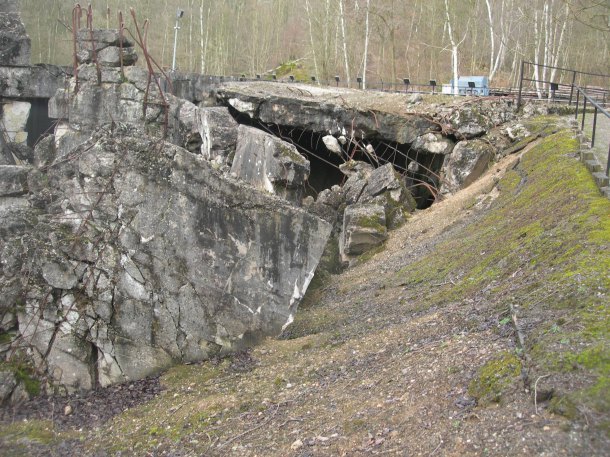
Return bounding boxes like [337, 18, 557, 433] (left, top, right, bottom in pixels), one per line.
[580, 150, 596, 161]
[0, 65, 70, 99]
[592, 172, 609, 188]
[585, 159, 602, 173]
[578, 139, 610, 200]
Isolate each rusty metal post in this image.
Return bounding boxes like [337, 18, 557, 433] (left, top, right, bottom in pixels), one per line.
[581, 97, 587, 131]
[118, 11, 125, 78]
[517, 60, 525, 109]
[606, 143, 610, 177]
[72, 4, 82, 94]
[575, 89, 580, 119]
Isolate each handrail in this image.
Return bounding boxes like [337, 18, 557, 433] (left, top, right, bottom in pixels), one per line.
[574, 85, 610, 177]
[520, 61, 610, 79]
[517, 60, 610, 108]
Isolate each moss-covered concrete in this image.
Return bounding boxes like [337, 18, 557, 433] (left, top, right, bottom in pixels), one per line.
[393, 126, 610, 428]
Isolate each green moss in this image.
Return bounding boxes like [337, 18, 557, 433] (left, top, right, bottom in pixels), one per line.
[277, 143, 306, 162]
[355, 215, 387, 233]
[468, 352, 522, 405]
[390, 125, 609, 429]
[274, 60, 309, 81]
[161, 362, 223, 389]
[0, 420, 56, 445]
[0, 331, 13, 345]
[548, 395, 580, 420]
[0, 360, 41, 397]
[497, 169, 522, 194]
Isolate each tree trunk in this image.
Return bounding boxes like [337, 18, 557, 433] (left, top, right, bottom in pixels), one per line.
[339, 0, 351, 87]
[485, 0, 496, 79]
[305, 0, 320, 82]
[200, 0, 205, 74]
[362, 0, 370, 89]
[444, 0, 459, 95]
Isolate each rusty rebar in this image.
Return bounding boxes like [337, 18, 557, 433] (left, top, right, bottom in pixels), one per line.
[86, 4, 102, 85]
[71, 4, 82, 94]
[129, 8, 170, 136]
[118, 11, 125, 79]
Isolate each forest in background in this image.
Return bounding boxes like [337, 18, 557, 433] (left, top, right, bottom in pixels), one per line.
[18, 0, 610, 89]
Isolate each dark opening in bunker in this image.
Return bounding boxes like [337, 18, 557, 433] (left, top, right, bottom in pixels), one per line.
[227, 106, 442, 209]
[25, 98, 55, 148]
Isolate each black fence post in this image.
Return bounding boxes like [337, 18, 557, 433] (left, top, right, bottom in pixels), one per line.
[568, 70, 577, 105]
[581, 97, 587, 131]
[575, 89, 580, 119]
[591, 107, 598, 148]
[517, 60, 525, 109]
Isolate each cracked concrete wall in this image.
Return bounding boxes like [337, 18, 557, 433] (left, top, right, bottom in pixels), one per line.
[1, 129, 331, 391]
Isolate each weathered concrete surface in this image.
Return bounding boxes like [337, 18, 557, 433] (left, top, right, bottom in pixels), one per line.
[198, 107, 239, 166]
[217, 82, 439, 143]
[411, 132, 455, 155]
[2, 129, 331, 391]
[0, 65, 70, 99]
[54, 63, 198, 151]
[340, 203, 388, 258]
[216, 82, 516, 146]
[0, 0, 30, 66]
[440, 139, 496, 194]
[231, 125, 310, 204]
[170, 74, 241, 106]
[0, 165, 29, 196]
[0, 100, 29, 143]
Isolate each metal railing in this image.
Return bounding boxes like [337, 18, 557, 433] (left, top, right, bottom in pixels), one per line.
[238, 74, 485, 95]
[517, 61, 610, 109]
[574, 86, 610, 177]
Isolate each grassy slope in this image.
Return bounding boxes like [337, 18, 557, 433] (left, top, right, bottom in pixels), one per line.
[1, 119, 609, 456]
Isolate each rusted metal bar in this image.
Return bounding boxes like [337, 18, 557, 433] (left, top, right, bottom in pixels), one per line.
[72, 4, 82, 94]
[129, 8, 170, 136]
[118, 11, 125, 78]
[87, 4, 102, 85]
[581, 96, 587, 131]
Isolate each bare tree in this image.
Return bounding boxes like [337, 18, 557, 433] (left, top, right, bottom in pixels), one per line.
[444, 0, 460, 94]
[304, 0, 320, 81]
[362, 0, 371, 89]
[338, 0, 351, 87]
